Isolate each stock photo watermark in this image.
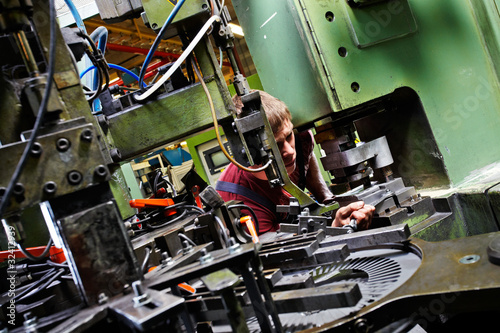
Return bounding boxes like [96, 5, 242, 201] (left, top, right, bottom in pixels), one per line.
[5, 225, 18, 326]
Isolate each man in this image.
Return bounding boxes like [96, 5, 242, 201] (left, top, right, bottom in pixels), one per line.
[216, 90, 375, 234]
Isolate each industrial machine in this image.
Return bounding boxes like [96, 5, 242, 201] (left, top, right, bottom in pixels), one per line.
[0, 0, 499, 332]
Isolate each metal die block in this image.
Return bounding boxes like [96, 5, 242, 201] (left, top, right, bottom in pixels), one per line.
[272, 272, 314, 291]
[201, 268, 241, 292]
[320, 224, 410, 250]
[234, 112, 265, 134]
[146, 243, 258, 291]
[142, 0, 211, 38]
[272, 283, 362, 313]
[264, 268, 284, 288]
[259, 232, 326, 266]
[56, 201, 141, 306]
[110, 288, 184, 332]
[313, 244, 350, 264]
[0, 121, 108, 214]
[320, 136, 393, 170]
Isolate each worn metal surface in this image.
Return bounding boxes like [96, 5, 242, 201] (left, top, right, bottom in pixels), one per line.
[320, 224, 410, 249]
[110, 288, 184, 332]
[234, 0, 500, 186]
[320, 136, 393, 171]
[312, 232, 500, 332]
[105, 33, 234, 160]
[272, 283, 362, 313]
[55, 201, 141, 306]
[0, 120, 109, 216]
[142, 0, 210, 38]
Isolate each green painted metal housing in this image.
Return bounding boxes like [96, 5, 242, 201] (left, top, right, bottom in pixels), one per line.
[233, 0, 500, 187]
[233, 0, 500, 239]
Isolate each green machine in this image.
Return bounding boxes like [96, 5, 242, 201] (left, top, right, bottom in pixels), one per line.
[233, 0, 500, 240]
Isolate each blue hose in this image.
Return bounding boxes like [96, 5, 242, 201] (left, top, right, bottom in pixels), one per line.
[80, 64, 147, 88]
[138, 0, 186, 88]
[64, 0, 86, 33]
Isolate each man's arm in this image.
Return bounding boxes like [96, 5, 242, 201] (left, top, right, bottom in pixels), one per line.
[305, 153, 335, 204]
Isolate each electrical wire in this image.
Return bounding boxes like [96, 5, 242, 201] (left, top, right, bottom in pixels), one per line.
[178, 233, 196, 247]
[141, 247, 151, 274]
[134, 15, 221, 101]
[17, 239, 53, 262]
[190, 58, 273, 173]
[45, 260, 69, 268]
[183, 204, 205, 214]
[214, 215, 230, 246]
[81, 63, 146, 88]
[77, 30, 110, 103]
[14, 268, 56, 301]
[0, 0, 57, 219]
[228, 204, 260, 234]
[138, 0, 186, 88]
[90, 26, 109, 113]
[146, 209, 189, 230]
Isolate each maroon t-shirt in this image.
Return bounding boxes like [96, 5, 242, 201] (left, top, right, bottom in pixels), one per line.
[217, 131, 314, 234]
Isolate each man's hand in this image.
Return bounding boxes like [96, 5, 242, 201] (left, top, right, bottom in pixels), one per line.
[332, 201, 375, 230]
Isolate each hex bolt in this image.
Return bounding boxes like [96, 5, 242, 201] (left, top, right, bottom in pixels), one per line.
[56, 137, 71, 152]
[132, 280, 145, 297]
[67, 170, 83, 185]
[199, 248, 214, 264]
[182, 240, 193, 254]
[80, 129, 93, 142]
[13, 183, 25, 196]
[43, 181, 57, 195]
[110, 148, 122, 163]
[97, 115, 109, 133]
[13, 183, 25, 202]
[161, 252, 173, 266]
[23, 312, 38, 332]
[132, 280, 151, 307]
[228, 237, 242, 254]
[353, 318, 372, 333]
[30, 142, 43, 157]
[94, 165, 108, 178]
[97, 292, 108, 305]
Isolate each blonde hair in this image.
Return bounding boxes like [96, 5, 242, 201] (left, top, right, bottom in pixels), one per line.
[232, 90, 292, 134]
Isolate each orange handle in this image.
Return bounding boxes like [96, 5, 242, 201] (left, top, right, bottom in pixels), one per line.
[240, 216, 259, 244]
[192, 185, 203, 209]
[129, 198, 174, 208]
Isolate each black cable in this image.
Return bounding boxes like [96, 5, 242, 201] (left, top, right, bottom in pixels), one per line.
[141, 247, 151, 274]
[146, 209, 189, 230]
[17, 238, 53, 262]
[153, 169, 162, 194]
[228, 204, 260, 234]
[182, 204, 205, 214]
[31, 269, 53, 278]
[77, 30, 110, 102]
[0, 0, 57, 218]
[178, 233, 196, 247]
[14, 268, 56, 301]
[45, 260, 69, 268]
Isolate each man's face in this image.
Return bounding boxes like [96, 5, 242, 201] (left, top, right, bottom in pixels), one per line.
[274, 119, 296, 175]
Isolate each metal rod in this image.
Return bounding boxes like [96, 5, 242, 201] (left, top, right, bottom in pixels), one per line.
[14, 30, 39, 76]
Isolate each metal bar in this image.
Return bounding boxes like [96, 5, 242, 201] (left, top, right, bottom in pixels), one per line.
[272, 283, 362, 313]
[320, 224, 411, 250]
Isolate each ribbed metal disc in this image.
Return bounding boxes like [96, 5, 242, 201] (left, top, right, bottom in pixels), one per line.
[278, 247, 421, 331]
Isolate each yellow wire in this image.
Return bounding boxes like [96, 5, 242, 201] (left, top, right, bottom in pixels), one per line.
[190, 58, 272, 173]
